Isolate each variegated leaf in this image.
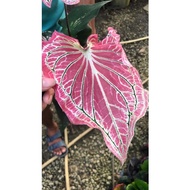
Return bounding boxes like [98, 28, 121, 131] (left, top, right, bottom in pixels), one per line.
[42, 0, 53, 8]
[42, 27, 148, 164]
[62, 0, 80, 5]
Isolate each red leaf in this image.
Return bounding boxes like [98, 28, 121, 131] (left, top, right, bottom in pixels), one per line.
[42, 27, 148, 164]
[42, 0, 80, 8]
[42, 0, 53, 8]
[62, 0, 80, 5]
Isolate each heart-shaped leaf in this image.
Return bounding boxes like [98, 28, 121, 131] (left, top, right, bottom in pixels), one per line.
[42, 0, 80, 7]
[42, 0, 53, 8]
[42, 27, 148, 164]
[62, 0, 80, 5]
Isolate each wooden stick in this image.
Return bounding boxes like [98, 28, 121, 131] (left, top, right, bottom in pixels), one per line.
[142, 77, 149, 85]
[42, 156, 57, 169]
[64, 128, 70, 190]
[42, 127, 94, 169]
[111, 154, 115, 188]
[68, 127, 93, 148]
[120, 36, 149, 45]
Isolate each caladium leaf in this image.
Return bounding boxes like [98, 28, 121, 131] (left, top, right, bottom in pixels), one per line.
[42, 0, 53, 8]
[42, 27, 148, 164]
[62, 0, 80, 5]
[42, 0, 79, 8]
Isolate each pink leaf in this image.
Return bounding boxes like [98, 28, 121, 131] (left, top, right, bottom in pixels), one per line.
[42, 27, 148, 164]
[42, 0, 53, 8]
[62, 0, 80, 5]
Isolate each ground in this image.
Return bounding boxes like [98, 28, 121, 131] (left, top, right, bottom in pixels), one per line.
[42, 0, 148, 189]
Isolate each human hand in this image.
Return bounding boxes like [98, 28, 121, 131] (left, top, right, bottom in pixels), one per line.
[42, 77, 56, 111]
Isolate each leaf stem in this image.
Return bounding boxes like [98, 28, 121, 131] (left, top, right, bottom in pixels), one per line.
[64, 4, 71, 36]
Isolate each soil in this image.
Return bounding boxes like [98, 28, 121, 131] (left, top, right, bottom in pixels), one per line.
[42, 0, 148, 189]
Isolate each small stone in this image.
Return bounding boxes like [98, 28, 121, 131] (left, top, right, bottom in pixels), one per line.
[58, 169, 62, 173]
[58, 176, 63, 181]
[48, 174, 53, 179]
[106, 181, 110, 185]
[77, 175, 81, 181]
[92, 169, 97, 173]
[54, 181, 59, 185]
[143, 4, 149, 12]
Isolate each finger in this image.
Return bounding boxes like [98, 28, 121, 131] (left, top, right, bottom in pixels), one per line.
[42, 88, 54, 105]
[42, 77, 56, 91]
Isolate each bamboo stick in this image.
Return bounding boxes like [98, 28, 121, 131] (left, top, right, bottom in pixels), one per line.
[42, 156, 57, 169]
[142, 78, 149, 85]
[64, 128, 70, 190]
[120, 36, 149, 44]
[68, 127, 93, 147]
[111, 154, 115, 188]
[42, 127, 94, 169]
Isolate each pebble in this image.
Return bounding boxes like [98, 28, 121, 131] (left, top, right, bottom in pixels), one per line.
[107, 176, 112, 180]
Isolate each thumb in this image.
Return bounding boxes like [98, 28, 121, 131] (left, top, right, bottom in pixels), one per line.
[42, 77, 56, 91]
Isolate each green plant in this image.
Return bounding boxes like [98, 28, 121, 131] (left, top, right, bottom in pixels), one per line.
[113, 145, 148, 190]
[126, 179, 148, 190]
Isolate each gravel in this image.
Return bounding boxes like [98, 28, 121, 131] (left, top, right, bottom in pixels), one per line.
[42, 0, 148, 189]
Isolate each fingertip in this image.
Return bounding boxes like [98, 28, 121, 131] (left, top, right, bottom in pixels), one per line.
[42, 77, 56, 91]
